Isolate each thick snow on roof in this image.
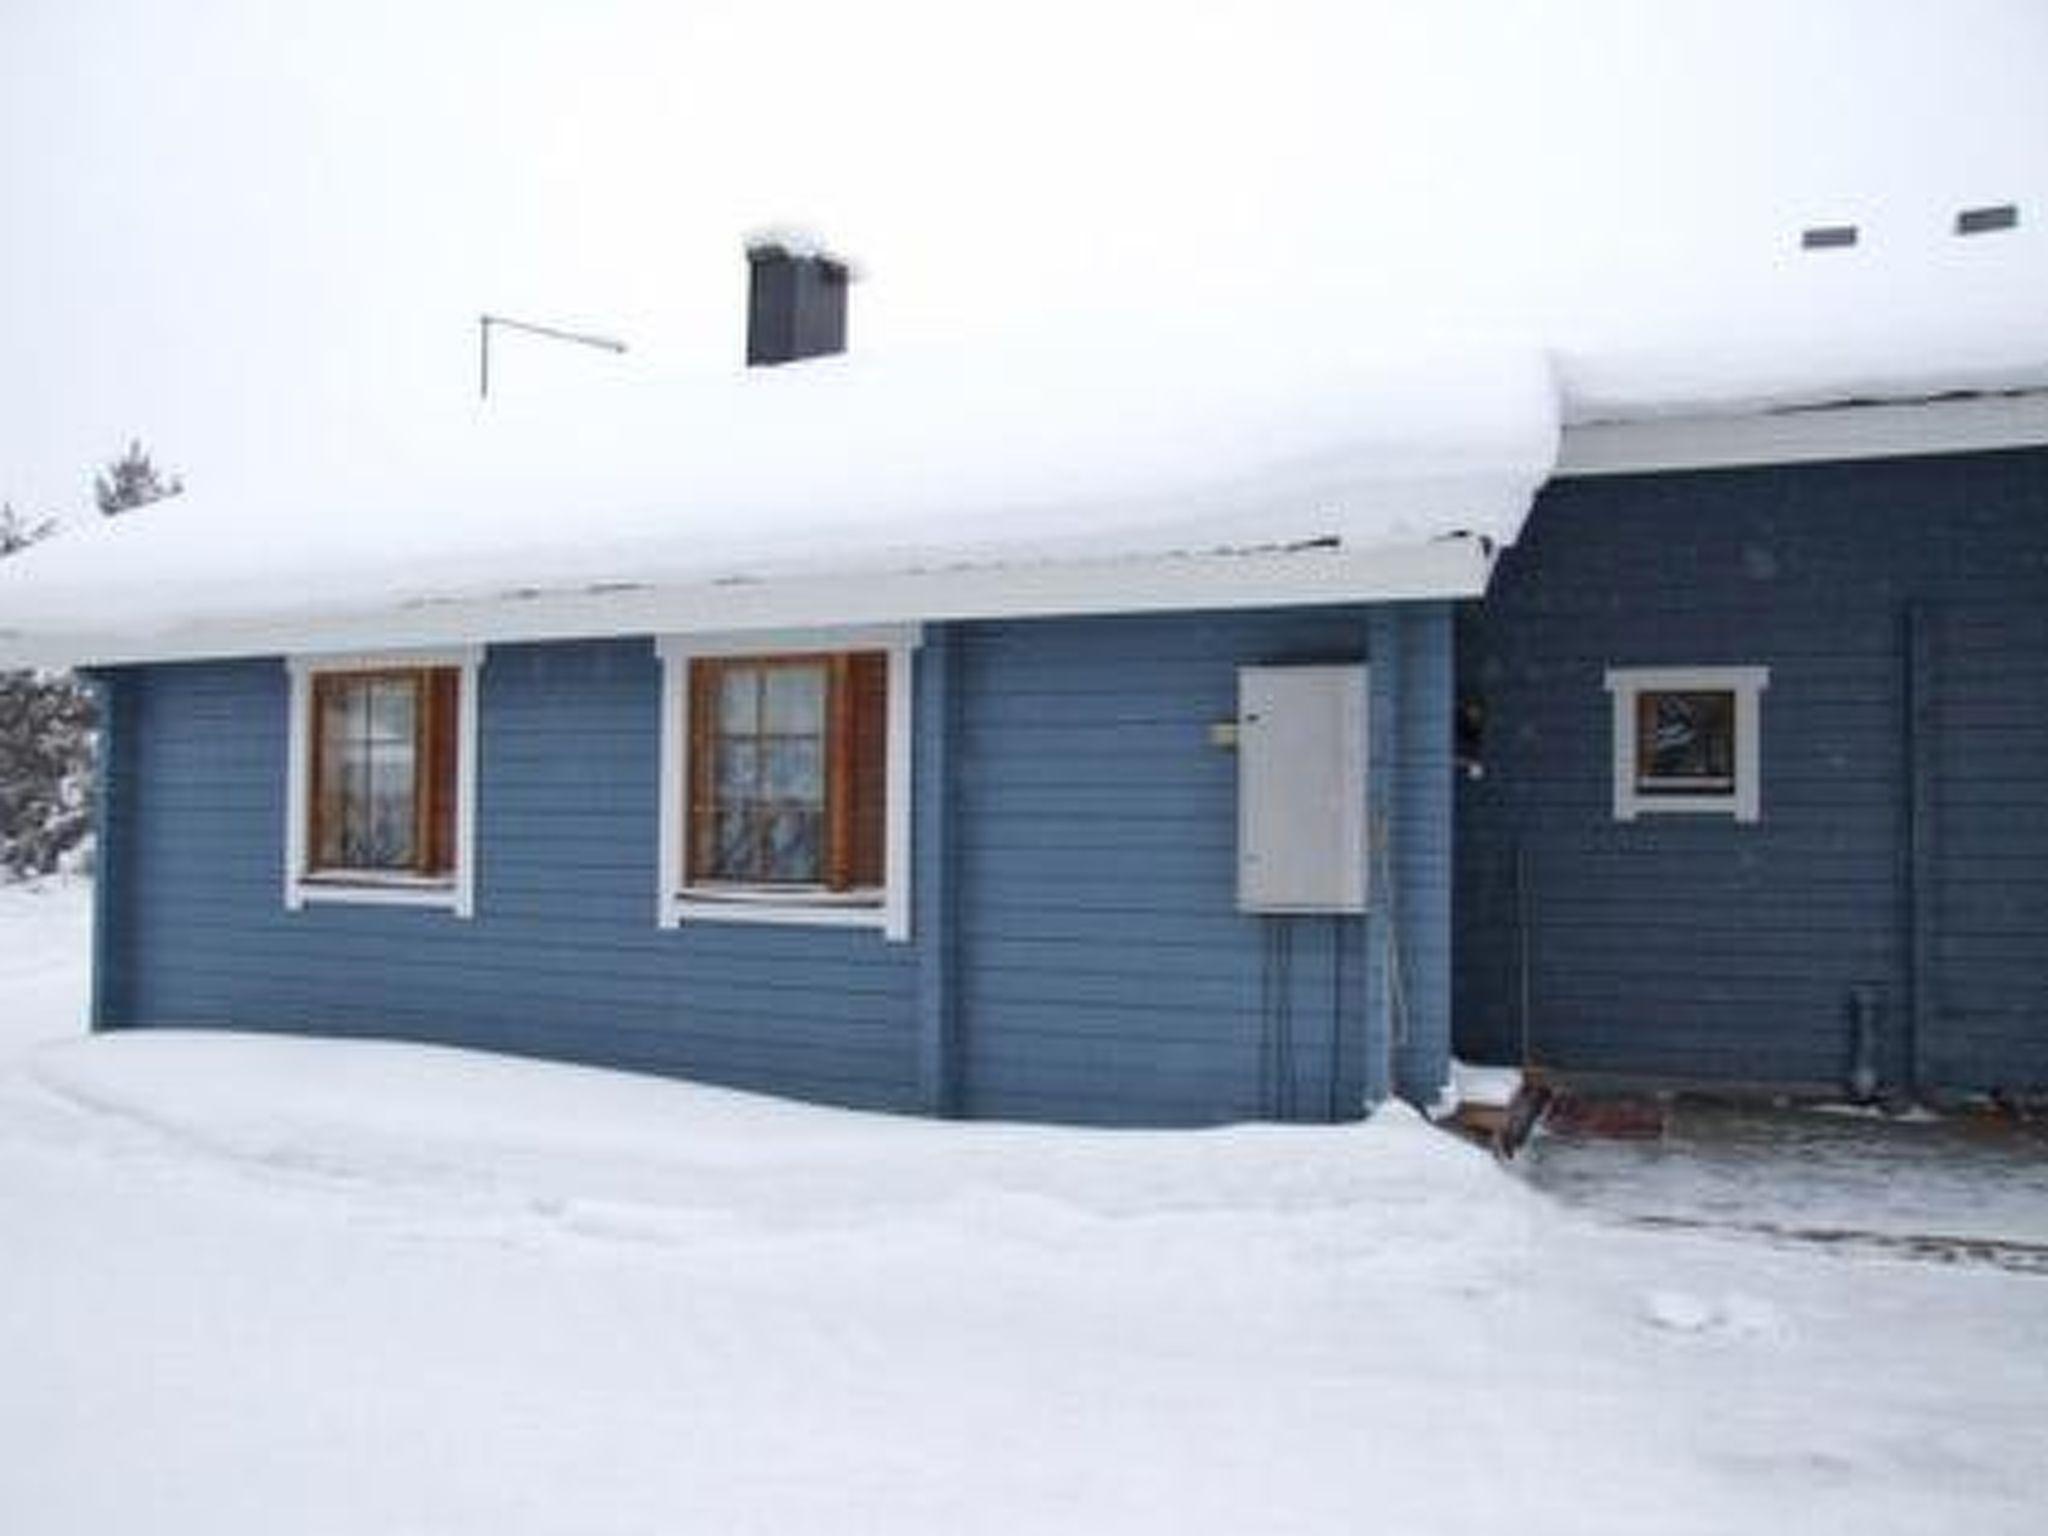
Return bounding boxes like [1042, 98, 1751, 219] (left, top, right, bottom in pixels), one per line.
[4, 263, 2046, 666]
[4, 2, 2045, 663]
[1554, 246, 2048, 423]
[0, 329, 1558, 663]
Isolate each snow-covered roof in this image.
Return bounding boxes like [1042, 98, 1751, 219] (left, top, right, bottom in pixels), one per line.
[3, 278, 2047, 668]
[1555, 280, 2048, 426]
[0, 332, 1559, 667]
[5, 0, 2045, 669]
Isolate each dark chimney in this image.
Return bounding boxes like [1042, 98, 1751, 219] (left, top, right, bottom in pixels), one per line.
[746, 237, 850, 366]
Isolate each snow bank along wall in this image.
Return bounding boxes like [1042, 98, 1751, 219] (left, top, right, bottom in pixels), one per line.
[92, 603, 1454, 1125]
[1455, 445, 2048, 1097]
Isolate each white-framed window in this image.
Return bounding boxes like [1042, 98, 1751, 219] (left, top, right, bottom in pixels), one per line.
[284, 647, 482, 915]
[657, 625, 918, 940]
[1604, 665, 1769, 823]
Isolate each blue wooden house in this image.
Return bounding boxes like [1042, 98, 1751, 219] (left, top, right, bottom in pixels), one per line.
[1, 243, 1538, 1125]
[1456, 402, 2048, 1104]
[3, 244, 2043, 1120]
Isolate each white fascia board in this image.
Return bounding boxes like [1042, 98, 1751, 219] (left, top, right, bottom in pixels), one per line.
[653, 623, 925, 661]
[1558, 390, 2048, 477]
[284, 645, 486, 676]
[15, 535, 1494, 669]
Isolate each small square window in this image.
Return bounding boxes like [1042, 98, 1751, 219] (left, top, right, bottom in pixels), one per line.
[1605, 667, 1768, 822]
[1634, 689, 1735, 796]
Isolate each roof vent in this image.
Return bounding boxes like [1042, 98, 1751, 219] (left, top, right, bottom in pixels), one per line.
[1955, 203, 2019, 236]
[745, 233, 852, 367]
[1801, 224, 1858, 250]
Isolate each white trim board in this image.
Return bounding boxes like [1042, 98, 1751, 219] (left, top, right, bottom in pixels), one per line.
[283, 646, 484, 918]
[1605, 665, 1769, 824]
[7, 537, 1493, 670]
[1559, 391, 2048, 477]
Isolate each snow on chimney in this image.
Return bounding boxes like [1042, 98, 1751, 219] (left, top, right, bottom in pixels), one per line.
[745, 231, 852, 367]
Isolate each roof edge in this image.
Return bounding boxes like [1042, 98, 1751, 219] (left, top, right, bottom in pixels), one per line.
[10, 536, 1496, 670]
[1557, 389, 2048, 477]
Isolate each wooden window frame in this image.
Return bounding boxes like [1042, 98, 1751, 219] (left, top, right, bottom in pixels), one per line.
[685, 653, 886, 894]
[1605, 665, 1768, 823]
[284, 648, 482, 915]
[657, 627, 918, 940]
[307, 668, 458, 879]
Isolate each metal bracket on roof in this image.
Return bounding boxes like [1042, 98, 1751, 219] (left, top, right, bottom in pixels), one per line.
[478, 313, 627, 399]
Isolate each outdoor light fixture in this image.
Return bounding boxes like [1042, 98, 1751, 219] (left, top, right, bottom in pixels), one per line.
[478, 313, 628, 398]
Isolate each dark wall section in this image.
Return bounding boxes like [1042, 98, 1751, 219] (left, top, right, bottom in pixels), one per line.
[1456, 447, 2048, 1095]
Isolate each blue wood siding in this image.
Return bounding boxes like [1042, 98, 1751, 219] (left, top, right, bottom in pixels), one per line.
[100, 639, 922, 1111]
[96, 604, 1458, 1124]
[1455, 446, 2048, 1094]
[951, 604, 1453, 1124]
[1383, 607, 1456, 1103]
[1922, 601, 2048, 1088]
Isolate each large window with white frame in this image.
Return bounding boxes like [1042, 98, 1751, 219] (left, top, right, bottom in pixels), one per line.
[285, 649, 481, 915]
[1605, 665, 1768, 822]
[657, 626, 917, 939]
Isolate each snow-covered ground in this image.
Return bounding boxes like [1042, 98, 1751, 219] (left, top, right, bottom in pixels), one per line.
[1, 881, 2043, 1534]
[0, 876, 91, 1066]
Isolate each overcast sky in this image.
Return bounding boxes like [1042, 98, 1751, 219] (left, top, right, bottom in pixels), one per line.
[3, 0, 2043, 524]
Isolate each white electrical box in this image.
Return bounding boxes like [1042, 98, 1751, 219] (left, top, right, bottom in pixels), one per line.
[1236, 664, 1369, 913]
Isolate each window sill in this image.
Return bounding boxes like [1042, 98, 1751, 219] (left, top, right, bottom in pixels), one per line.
[1615, 795, 1753, 821]
[290, 873, 468, 914]
[664, 886, 890, 933]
